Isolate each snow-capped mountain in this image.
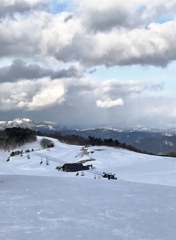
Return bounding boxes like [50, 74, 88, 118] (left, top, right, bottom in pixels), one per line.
[0, 118, 67, 132]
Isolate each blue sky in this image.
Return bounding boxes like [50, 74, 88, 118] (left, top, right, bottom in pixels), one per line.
[90, 63, 176, 96]
[49, 0, 69, 14]
[0, 0, 176, 129]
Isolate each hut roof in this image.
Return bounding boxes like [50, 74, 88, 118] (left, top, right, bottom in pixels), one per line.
[62, 163, 89, 172]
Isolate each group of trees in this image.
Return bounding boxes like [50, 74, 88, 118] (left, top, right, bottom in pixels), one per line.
[44, 132, 144, 154]
[40, 138, 54, 149]
[0, 127, 37, 151]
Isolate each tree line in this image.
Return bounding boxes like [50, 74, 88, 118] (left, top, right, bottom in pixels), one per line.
[0, 127, 37, 151]
[0, 127, 152, 155]
[42, 132, 146, 154]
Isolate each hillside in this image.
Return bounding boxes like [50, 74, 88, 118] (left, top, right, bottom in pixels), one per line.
[1, 136, 176, 239]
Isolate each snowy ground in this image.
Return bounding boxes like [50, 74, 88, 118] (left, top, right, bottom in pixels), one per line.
[1, 136, 176, 239]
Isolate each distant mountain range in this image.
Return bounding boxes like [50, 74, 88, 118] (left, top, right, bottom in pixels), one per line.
[0, 118, 176, 155]
[0, 118, 67, 132]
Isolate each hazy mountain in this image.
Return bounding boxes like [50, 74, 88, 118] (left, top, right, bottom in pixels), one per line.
[59, 128, 176, 155]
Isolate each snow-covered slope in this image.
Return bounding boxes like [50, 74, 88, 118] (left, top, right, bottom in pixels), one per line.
[1, 136, 176, 240]
[1, 136, 176, 186]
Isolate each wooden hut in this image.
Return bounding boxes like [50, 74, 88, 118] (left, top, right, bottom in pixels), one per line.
[61, 163, 90, 172]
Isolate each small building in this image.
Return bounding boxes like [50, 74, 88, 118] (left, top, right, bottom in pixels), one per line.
[61, 163, 90, 172]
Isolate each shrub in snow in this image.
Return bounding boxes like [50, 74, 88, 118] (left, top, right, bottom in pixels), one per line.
[40, 138, 54, 149]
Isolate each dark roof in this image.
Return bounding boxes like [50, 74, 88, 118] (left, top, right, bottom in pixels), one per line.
[62, 163, 89, 172]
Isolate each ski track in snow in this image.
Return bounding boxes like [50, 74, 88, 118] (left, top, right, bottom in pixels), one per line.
[1, 136, 176, 240]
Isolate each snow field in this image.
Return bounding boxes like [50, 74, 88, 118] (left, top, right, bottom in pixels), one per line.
[1, 175, 176, 240]
[1, 136, 176, 239]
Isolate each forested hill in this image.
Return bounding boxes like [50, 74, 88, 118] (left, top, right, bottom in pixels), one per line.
[41, 132, 149, 155]
[0, 127, 36, 150]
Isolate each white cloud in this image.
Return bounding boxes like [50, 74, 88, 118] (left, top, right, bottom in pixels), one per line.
[0, 2, 176, 67]
[0, 74, 174, 128]
[28, 79, 65, 110]
[96, 98, 124, 108]
[40, 12, 83, 57]
[0, 78, 65, 110]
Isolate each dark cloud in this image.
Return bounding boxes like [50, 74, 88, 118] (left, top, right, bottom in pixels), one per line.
[51, 66, 83, 79]
[78, 0, 176, 32]
[50, 20, 176, 68]
[83, 9, 130, 32]
[0, 60, 83, 83]
[88, 68, 96, 74]
[0, 21, 40, 59]
[0, 59, 52, 82]
[64, 14, 73, 22]
[0, 2, 30, 18]
[0, 0, 47, 19]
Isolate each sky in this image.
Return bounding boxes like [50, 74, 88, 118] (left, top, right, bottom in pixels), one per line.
[0, 0, 176, 129]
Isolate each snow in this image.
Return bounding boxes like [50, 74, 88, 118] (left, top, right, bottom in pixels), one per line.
[1, 136, 176, 239]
